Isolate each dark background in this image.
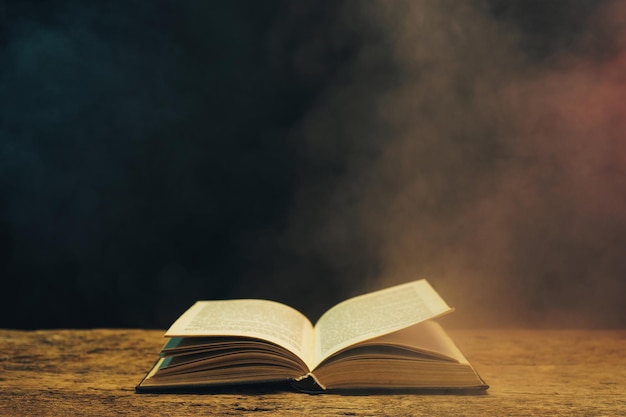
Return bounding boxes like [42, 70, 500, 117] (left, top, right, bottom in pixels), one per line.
[1, 0, 624, 329]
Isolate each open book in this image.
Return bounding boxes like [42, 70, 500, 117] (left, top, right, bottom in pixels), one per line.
[136, 279, 487, 393]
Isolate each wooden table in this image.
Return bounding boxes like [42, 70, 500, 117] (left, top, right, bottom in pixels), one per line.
[1, 328, 624, 416]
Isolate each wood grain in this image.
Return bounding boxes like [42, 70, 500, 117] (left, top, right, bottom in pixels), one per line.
[1, 328, 624, 416]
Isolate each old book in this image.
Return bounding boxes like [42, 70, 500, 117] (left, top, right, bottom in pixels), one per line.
[136, 279, 488, 393]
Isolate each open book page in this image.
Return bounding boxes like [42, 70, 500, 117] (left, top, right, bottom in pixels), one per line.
[313, 279, 453, 367]
[165, 299, 315, 370]
[363, 321, 470, 363]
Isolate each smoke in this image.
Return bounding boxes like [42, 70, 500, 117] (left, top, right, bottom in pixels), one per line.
[272, 0, 626, 327]
[1, 1, 623, 328]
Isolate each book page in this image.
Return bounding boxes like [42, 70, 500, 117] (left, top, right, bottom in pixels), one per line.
[363, 321, 469, 363]
[166, 299, 315, 370]
[313, 279, 453, 366]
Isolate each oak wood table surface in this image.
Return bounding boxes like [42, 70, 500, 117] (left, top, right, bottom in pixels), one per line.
[1, 328, 624, 416]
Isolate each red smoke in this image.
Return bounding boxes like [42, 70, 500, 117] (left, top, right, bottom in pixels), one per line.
[374, 1, 626, 327]
[514, 0, 626, 226]
[469, 1, 626, 326]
